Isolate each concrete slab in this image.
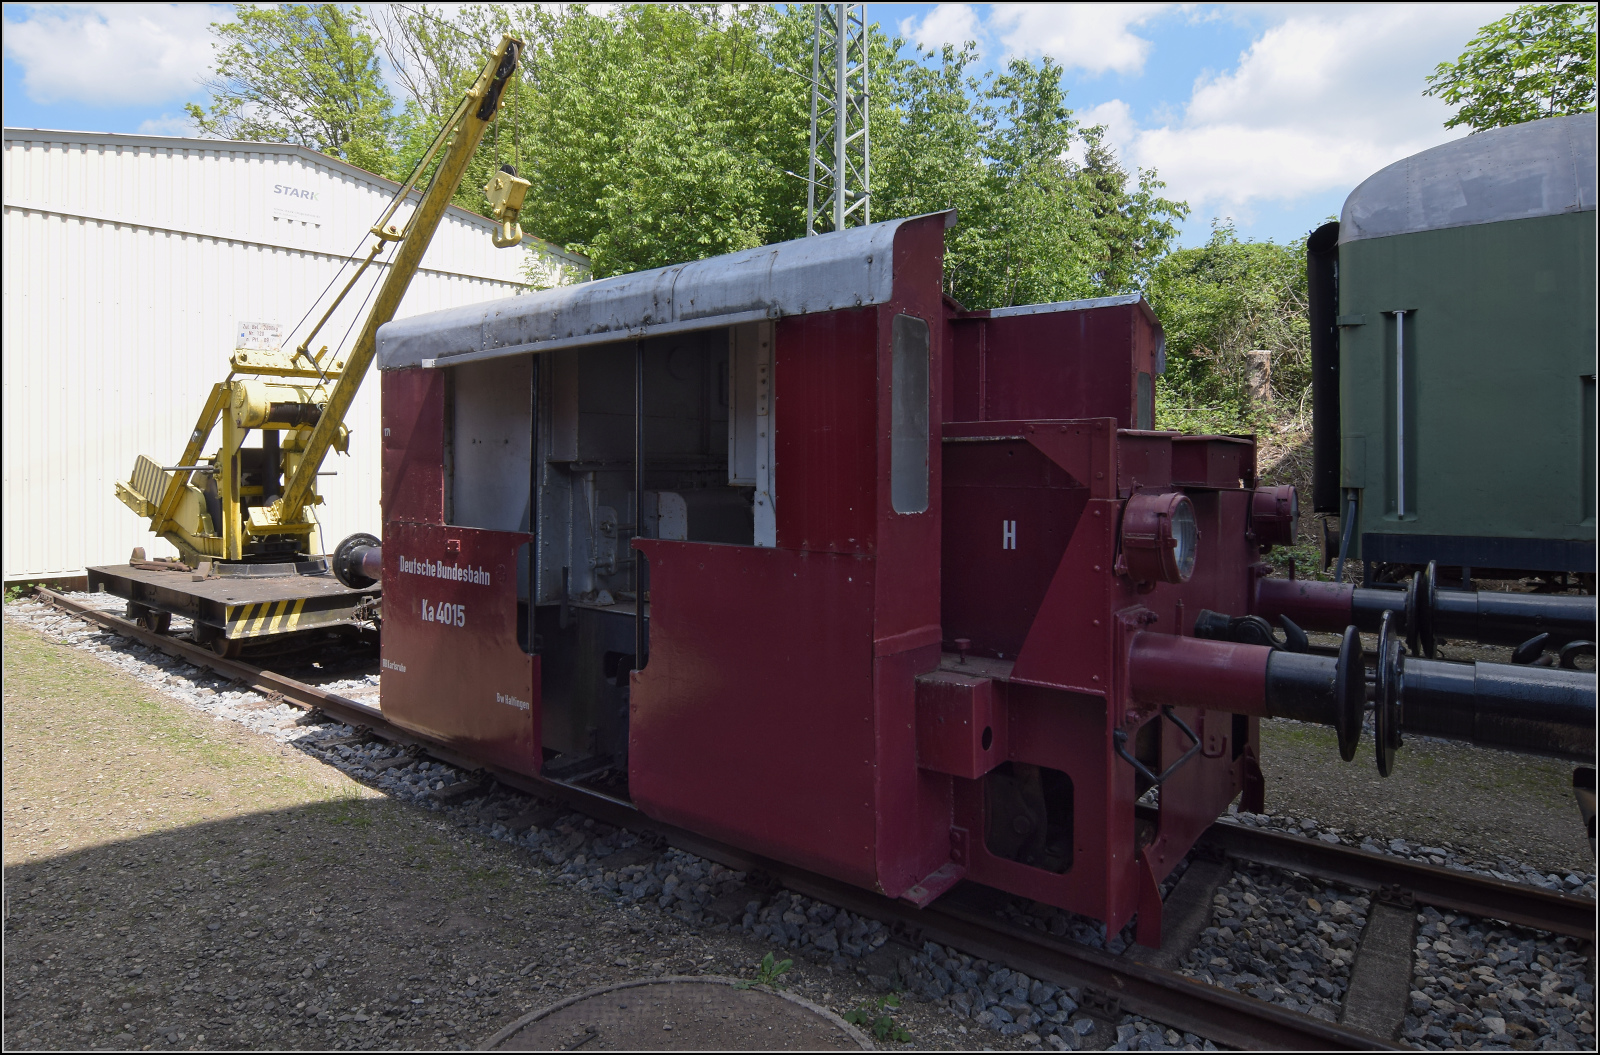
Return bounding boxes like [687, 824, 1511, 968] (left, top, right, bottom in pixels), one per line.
[1339, 900, 1418, 1040]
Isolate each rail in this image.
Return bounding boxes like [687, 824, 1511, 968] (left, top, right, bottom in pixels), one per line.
[29, 588, 1594, 1049]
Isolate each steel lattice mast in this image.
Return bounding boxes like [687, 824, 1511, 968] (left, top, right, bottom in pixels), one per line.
[806, 4, 870, 236]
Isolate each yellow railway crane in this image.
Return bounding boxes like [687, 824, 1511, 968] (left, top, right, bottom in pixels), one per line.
[92, 36, 531, 656]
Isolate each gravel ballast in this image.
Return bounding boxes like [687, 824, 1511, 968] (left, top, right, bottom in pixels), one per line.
[5, 594, 1595, 1051]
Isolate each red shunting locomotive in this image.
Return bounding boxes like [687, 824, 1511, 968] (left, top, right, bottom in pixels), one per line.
[358, 212, 1595, 946]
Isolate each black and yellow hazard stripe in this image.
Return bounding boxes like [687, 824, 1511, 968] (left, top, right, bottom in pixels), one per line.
[224, 597, 309, 638]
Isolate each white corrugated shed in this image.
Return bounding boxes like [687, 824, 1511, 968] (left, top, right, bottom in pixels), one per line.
[2, 128, 589, 584]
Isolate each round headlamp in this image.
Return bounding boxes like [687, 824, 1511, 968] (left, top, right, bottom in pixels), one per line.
[1122, 492, 1200, 586]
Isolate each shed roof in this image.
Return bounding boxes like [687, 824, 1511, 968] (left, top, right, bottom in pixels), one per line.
[378, 212, 954, 370]
[1, 127, 590, 269]
[1339, 113, 1596, 244]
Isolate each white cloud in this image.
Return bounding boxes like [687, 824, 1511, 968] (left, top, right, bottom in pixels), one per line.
[991, 3, 1172, 76]
[137, 113, 198, 137]
[2, 4, 224, 107]
[1087, 4, 1518, 221]
[900, 3, 982, 51]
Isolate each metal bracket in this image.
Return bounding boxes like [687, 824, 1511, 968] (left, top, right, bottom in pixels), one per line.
[1113, 705, 1202, 786]
[1079, 989, 1122, 1020]
[1377, 883, 1415, 909]
[1193, 610, 1309, 653]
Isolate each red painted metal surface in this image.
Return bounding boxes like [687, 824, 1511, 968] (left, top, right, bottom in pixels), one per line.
[379, 367, 538, 775]
[1129, 633, 1271, 715]
[1172, 435, 1256, 489]
[949, 300, 1161, 426]
[773, 308, 879, 556]
[628, 540, 880, 888]
[1254, 576, 1356, 629]
[915, 669, 1006, 779]
[381, 368, 445, 523]
[1252, 485, 1299, 548]
[941, 437, 1088, 660]
[378, 215, 1300, 945]
[936, 417, 1264, 931]
[380, 520, 539, 774]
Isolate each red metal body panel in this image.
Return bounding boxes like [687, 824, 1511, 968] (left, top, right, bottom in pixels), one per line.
[628, 541, 880, 887]
[379, 368, 539, 775]
[915, 670, 1006, 779]
[633, 215, 957, 901]
[870, 217, 955, 901]
[941, 438, 1088, 659]
[934, 418, 1263, 931]
[382, 369, 446, 523]
[1172, 435, 1256, 489]
[379, 521, 539, 774]
[950, 302, 1161, 426]
[773, 309, 879, 555]
[953, 682, 1137, 929]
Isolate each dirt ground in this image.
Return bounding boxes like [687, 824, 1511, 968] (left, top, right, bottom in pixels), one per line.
[1257, 719, 1591, 877]
[0, 622, 1012, 1051]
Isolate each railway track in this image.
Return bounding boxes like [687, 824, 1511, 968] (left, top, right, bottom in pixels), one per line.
[29, 588, 1595, 1050]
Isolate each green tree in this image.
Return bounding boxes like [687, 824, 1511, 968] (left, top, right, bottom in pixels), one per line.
[190, 2, 1186, 298]
[869, 42, 991, 295]
[1074, 127, 1184, 294]
[187, 4, 396, 175]
[1145, 222, 1309, 434]
[1424, 3, 1598, 132]
[871, 46, 1184, 308]
[502, 4, 812, 277]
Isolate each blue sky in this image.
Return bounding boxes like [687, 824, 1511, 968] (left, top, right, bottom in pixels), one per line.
[2, 3, 1513, 248]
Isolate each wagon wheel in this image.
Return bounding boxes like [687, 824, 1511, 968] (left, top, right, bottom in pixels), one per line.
[124, 603, 171, 634]
[196, 623, 242, 659]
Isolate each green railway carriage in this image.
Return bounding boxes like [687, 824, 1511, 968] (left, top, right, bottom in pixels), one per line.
[1308, 113, 1597, 583]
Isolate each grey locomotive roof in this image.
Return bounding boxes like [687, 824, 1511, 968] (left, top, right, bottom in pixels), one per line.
[378, 212, 954, 369]
[1340, 112, 1596, 244]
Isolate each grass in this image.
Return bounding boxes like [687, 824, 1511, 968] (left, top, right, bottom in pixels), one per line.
[1256, 717, 1588, 872]
[2, 622, 374, 862]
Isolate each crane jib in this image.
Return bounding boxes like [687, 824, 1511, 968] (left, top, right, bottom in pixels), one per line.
[244, 35, 527, 538]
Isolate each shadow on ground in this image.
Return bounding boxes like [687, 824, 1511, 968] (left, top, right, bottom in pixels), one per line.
[3, 798, 578, 1051]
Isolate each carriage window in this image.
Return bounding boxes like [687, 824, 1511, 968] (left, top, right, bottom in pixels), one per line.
[891, 314, 930, 514]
